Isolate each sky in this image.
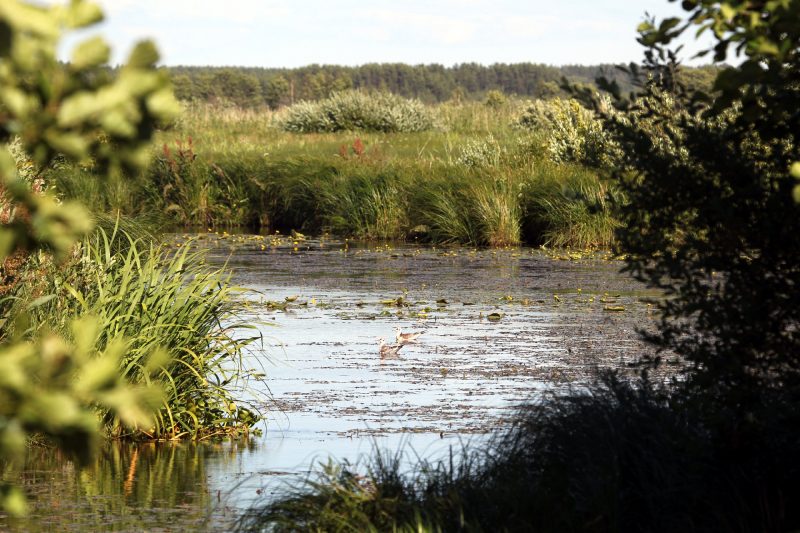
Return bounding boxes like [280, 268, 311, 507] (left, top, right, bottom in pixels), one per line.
[60, 0, 716, 68]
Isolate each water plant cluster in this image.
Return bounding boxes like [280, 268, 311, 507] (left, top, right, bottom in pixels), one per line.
[6, 222, 264, 440]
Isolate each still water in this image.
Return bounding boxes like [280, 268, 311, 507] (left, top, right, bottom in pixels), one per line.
[3, 235, 658, 531]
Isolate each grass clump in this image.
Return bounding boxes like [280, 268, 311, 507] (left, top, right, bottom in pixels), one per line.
[7, 223, 265, 440]
[280, 90, 437, 133]
[237, 374, 800, 532]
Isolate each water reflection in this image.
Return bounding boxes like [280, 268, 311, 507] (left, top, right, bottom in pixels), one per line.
[2, 238, 658, 531]
[3, 440, 255, 531]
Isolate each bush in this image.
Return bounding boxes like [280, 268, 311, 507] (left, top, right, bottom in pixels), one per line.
[280, 90, 437, 133]
[516, 97, 621, 168]
[455, 135, 505, 168]
[604, 8, 800, 399]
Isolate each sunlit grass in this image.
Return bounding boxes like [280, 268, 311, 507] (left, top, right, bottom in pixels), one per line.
[49, 101, 621, 249]
[8, 222, 266, 440]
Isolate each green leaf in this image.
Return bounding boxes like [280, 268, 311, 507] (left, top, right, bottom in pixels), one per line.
[25, 293, 57, 310]
[790, 162, 800, 179]
[146, 87, 182, 121]
[99, 109, 136, 138]
[0, 1, 59, 39]
[753, 37, 780, 56]
[126, 39, 159, 69]
[43, 129, 89, 159]
[64, 0, 103, 28]
[720, 3, 736, 20]
[0, 87, 30, 117]
[70, 35, 109, 70]
[0, 228, 15, 261]
[0, 485, 29, 517]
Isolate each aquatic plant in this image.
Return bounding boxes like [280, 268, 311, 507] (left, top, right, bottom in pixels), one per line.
[11, 225, 265, 439]
[470, 175, 522, 247]
[530, 173, 620, 249]
[313, 170, 408, 240]
[421, 185, 480, 245]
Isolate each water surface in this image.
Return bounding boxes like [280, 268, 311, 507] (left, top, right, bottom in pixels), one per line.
[3, 235, 660, 531]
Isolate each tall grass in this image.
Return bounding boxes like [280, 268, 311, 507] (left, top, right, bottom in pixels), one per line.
[9, 223, 265, 439]
[236, 374, 800, 532]
[471, 175, 522, 247]
[49, 102, 621, 249]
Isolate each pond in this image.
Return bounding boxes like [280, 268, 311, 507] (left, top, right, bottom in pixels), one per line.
[3, 234, 661, 531]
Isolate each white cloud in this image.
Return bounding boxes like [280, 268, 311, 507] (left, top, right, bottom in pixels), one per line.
[501, 15, 558, 39]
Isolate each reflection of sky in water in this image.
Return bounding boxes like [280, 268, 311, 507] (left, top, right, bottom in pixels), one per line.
[8, 239, 657, 531]
[200, 240, 656, 511]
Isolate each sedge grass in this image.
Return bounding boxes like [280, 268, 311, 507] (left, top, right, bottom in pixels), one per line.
[9, 223, 266, 440]
[51, 102, 621, 250]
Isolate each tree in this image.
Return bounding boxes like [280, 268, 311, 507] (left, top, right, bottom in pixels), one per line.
[0, 0, 178, 515]
[605, 1, 800, 401]
[263, 75, 290, 109]
[210, 69, 262, 107]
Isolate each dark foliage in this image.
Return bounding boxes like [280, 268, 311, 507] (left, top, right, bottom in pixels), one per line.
[165, 63, 720, 107]
[601, 1, 800, 403]
[236, 375, 800, 532]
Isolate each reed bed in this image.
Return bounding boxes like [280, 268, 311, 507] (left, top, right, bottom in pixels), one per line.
[8, 222, 265, 440]
[47, 101, 620, 249]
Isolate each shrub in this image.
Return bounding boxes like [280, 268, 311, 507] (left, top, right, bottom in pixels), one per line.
[516, 97, 621, 168]
[455, 135, 505, 168]
[237, 375, 800, 532]
[484, 89, 507, 109]
[280, 90, 437, 133]
[604, 4, 800, 400]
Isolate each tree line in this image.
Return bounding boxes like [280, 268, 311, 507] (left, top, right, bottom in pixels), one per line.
[166, 62, 719, 108]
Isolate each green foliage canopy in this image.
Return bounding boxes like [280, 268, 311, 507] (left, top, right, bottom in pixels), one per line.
[609, 0, 800, 399]
[0, 0, 179, 515]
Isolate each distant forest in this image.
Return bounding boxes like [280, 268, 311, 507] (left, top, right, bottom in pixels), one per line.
[165, 63, 720, 108]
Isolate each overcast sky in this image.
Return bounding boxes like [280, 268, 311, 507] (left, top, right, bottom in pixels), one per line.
[61, 0, 715, 68]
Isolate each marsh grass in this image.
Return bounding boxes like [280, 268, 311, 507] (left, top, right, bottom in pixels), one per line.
[237, 374, 800, 532]
[10, 223, 266, 440]
[470, 175, 522, 247]
[51, 102, 620, 249]
[520, 163, 619, 249]
[421, 186, 480, 244]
